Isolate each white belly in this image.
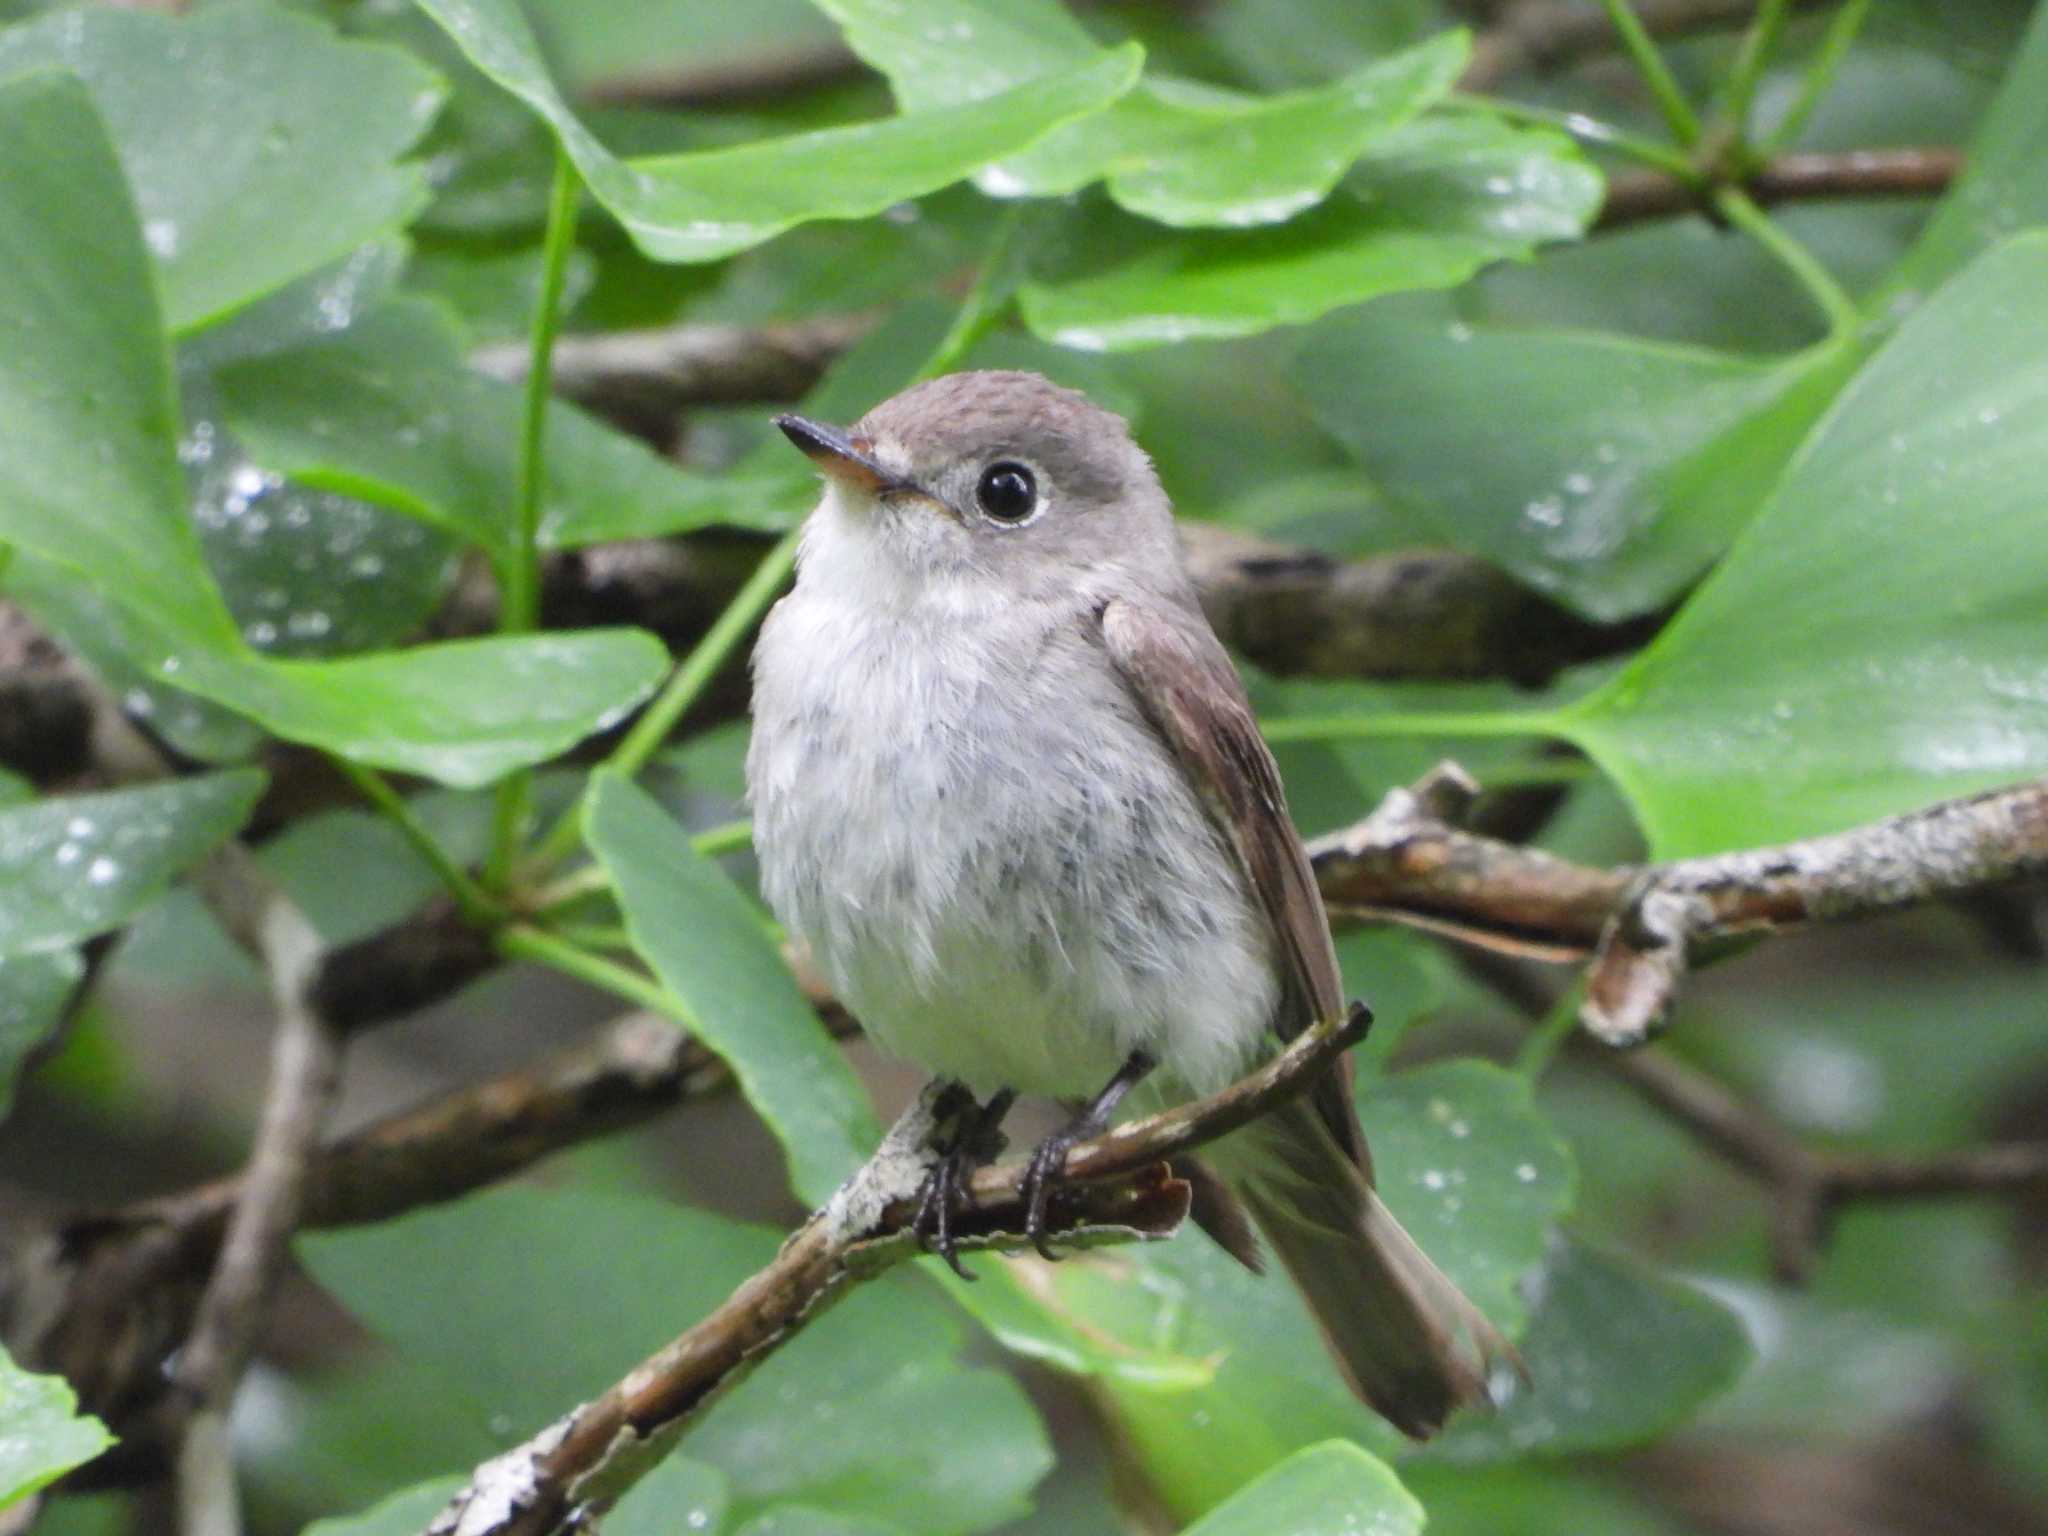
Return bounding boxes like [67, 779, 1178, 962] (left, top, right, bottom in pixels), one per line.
[747, 576, 1277, 1102]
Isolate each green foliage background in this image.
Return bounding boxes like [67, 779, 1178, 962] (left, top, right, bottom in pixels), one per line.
[1, 1, 2044, 1533]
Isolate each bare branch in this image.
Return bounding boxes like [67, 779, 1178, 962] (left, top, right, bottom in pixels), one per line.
[471, 312, 875, 425]
[171, 845, 345, 1536]
[1312, 767, 2048, 1043]
[1183, 526, 1659, 688]
[1582, 778, 2048, 1043]
[423, 1007, 1370, 1536]
[1596, 147, 1964, 232]
[1585, 1043, 2048, 1281]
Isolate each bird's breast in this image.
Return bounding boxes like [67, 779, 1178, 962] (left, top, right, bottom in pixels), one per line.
[747, 586, 1277, 1099]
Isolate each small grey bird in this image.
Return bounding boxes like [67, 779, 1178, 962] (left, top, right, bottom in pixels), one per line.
[747, 370, 1509, 1436]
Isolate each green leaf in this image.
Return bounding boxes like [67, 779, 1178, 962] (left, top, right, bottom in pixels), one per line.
[726, 1510, 901, 1536]
[184, 405, 457, 660]
[1179, 1441, 1421, 1536]
[1421, 1241, 1751, 1462]
[585, 774, 880, 1205]
[299, 1188, 1052, 1534]
[818, 0, 1465, 225]
[0, 1341, 114, 1505]
[300, 1479, 466, 1536]
[0, 73, 669, 787]
[412, 0, 1140, 263]
[979, 1060, 1573, 1519]
[0, 950, 80, 1124]
[1888, 2, 2048, 302]
[0, 70, 237, 649]
[216, 298, 793, 561]
[604, 1457, 731, 1536]
[1560, 233, 2048, 856]
[1019, 115, 1601, 349]
[180, 237, 411, 373]
[0, 772, 265, 957]
[1294, 300, 1858, 620]
[0, 3, 441, 333]
[193, 636, 672, 789]
[1365, 1061, 1577, 1334]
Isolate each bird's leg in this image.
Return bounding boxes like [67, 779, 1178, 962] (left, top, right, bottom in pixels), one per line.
[912, 1081, 1016, 1280]
[1023, 1049, 1157, 1262]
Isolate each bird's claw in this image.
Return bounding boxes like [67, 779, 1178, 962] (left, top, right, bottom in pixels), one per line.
[1021, 1131, 1077, 1262]
[911, 1086, 1012, 1279]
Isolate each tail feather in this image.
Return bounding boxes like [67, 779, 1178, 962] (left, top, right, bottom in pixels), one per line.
[1214, 1096, 1516, 1439]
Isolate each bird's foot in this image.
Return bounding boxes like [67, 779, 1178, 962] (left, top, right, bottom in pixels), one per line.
[912, 1085, 1014, 1280]
[1021, 1049, 1157, 1262]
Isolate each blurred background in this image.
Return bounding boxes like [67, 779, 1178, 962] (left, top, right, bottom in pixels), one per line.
[2, 1, 2045, 1534]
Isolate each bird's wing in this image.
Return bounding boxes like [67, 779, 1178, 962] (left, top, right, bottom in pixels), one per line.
[1097, 597, 1365, 1169]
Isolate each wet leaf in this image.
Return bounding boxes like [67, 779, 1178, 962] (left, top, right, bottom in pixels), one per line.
[0, 3, 441, 332]
[217, 298, 793, 561]
[819, 0, 1466, 224]
[0, 74, 670, 787]
[413, 0, 1140, 263]
[0, 771, 265, 957]
[1019, 115, 1600, 349]
[1560, 233, 2048, 855]
[1294, 299, 1858, 620]
[975, 1061, 1573, 1518]
[1422, 1241, 1751, 1462]
[586, 774, 881, 1205]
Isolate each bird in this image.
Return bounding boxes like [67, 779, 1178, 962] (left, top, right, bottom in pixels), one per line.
[746, 369, 1511, 1437]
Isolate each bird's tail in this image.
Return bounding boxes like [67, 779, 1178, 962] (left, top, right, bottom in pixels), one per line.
[1211, 1094, 1516, 1439]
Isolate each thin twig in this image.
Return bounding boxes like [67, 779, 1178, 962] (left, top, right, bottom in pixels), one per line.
[421, 1007, 1368, 1536]
[1595, 146, 1961, 230]
[1310, 766, 2048, 1044]
[170, 845, 345, 1536]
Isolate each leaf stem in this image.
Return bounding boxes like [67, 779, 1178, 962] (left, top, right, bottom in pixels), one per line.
[1595, 0, 1703, 147]
[1515, 985, 1585, 1082]
[1758, 0, 1873, 157]
[1260, 710, 1559, 744]
[503, 146, 580, 635]
[500, 923, 685, 1020]
[527, 528, 802, 876]
[1448, 92, 1698, 179]
[1713, 0, 1793, 147]
[488, 146, 582, 889]
[331, 758, 501, 925]
[914, 204, 1025, 383]
[1714, 187, 1860, 337]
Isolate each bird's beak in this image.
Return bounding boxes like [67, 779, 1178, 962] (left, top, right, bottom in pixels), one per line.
[774, 414, 901, 495]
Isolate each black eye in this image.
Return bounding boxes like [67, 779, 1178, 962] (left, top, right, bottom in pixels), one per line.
[975, 462, 1037, 522]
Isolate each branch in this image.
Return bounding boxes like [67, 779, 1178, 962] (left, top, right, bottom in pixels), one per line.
[1584, 1043, 2048, 1280]
[171, 845, 345, 1536]
[1595, 147, 1963, 232]
[470, 312, 874, 430]
[1581, 778, 2048, 1043]
[1183, 525, 1658, 687]
[422, 1007, 1370, 1536]
[1312, 765, 2048, 1042]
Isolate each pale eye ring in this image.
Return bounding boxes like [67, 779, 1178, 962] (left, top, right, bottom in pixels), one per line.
[975, 461, 1037, 522]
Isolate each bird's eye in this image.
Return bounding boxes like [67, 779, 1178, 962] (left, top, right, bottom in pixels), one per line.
[975, 462, 1038, 523]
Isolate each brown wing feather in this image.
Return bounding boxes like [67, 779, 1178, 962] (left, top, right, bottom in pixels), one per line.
[1097, 598, 1366, 1170]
